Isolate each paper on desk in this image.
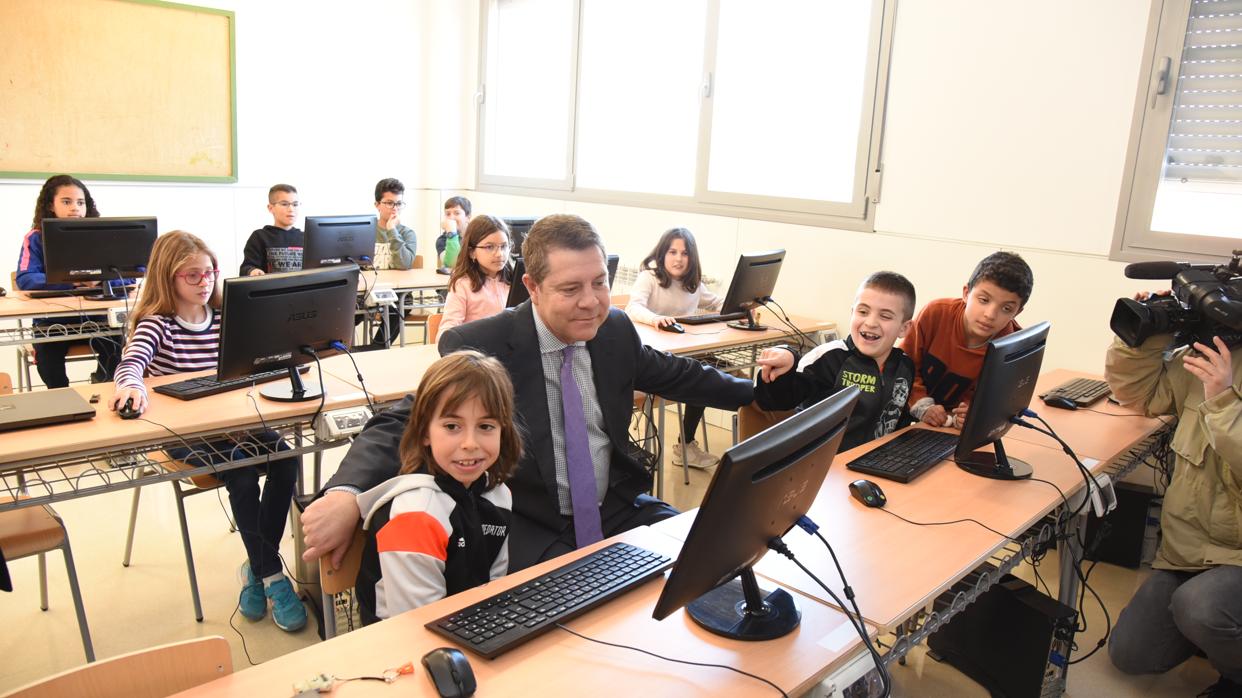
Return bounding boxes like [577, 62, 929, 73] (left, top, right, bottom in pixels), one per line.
[819, 617, 865, 652]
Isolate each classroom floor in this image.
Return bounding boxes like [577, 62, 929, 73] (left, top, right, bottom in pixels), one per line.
[0, 409, 1219, 696]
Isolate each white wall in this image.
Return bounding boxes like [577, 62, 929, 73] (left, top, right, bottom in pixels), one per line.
[2, 0, 1172, 377]
[427, 0, 1165, 375]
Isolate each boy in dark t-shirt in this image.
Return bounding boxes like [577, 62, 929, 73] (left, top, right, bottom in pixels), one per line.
[755, 271, 917, 451]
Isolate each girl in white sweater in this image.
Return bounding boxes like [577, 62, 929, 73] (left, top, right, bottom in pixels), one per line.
[625, 228, 722, 468]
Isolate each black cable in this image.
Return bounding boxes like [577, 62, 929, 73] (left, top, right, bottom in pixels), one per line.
[875, 506, 1021, 543]
[331, 340, 376, 412]
[1011, 414, 1095, 520]
[300, 347, 329, 435]
[1067, 558, 1112, 664]
[757, 298, 817, 349]
[553, 622, 789, 697]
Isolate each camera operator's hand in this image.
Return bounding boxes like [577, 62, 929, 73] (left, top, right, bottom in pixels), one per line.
[1184, 336, 1234, 401]
[1134, 290, 1173, 302]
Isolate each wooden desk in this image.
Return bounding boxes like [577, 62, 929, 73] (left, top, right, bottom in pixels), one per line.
[633, 314, 835, 358]
[319, 343, 441, 403]
[0, 292, 129, 350]
[1005, 369, 1166, 464]
[173, 526, 872, 697]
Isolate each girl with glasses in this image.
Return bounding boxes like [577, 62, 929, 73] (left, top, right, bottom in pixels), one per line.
[440, 215, 515, 335]
[111, 231, 307, 633]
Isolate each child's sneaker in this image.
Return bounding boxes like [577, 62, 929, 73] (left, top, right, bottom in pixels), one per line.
[266, 576, 308, 632]
[237, 563, 266, 620]
[672, 440, 719, 469]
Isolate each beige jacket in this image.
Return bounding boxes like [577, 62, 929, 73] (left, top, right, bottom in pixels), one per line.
[1105, 335, 1242, 571]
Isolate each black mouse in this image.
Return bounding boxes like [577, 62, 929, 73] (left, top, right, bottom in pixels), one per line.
[660, 322, 685, 334]
[1041, 395, 1078, 411]
[422, 647, 476, 698]
[849, 479, 886, 508]
[118, 397, 142, 420]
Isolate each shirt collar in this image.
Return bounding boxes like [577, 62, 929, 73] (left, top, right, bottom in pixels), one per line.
[531, 305, 585, 355]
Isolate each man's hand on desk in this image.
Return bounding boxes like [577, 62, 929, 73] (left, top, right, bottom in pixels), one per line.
[756, 347, 795, 382]
[301, 490, 361, 569]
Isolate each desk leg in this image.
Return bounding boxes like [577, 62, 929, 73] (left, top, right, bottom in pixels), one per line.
[657, 398, 666, 500]
[1058, 511, 1086, 609]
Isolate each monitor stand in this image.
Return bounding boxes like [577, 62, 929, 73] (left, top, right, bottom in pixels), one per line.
[726, 308, 769, 332]
[955, 439, 1033, 480]
[85, 282, 132, 301]
[686, 568, 800, 641]
[261, 366, 324, 402]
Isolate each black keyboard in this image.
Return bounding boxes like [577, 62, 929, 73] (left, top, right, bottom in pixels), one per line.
[26, 286, 135, 299]
[846, 428, 958, 483]
[426, 542, 673, 659]
[674, 311, 747, 325]
[1040, 377, 1111, 407]
[153, 365, 310, 400]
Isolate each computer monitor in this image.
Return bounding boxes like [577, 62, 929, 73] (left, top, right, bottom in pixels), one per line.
[953, 321, 1052, 480]
[502, 217, 536, 259]
[217, 266, 361, 402]
[41, 217, 157, 299]
[717, 249, 785, 331]
[652, 386, 859, 640]
[302, 215, 377, 269]
[505, 254, 619, 308]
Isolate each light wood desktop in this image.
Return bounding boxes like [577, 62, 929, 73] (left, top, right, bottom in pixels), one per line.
[1004, 368, 1166, 463]
[319, 344, 441, 403]
[173, 526, 872, 697]
[363, 268, 449, 293]
[633, 314, 835, 356]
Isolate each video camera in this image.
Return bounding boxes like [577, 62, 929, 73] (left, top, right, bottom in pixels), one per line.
[1111, 250, 1242, 349]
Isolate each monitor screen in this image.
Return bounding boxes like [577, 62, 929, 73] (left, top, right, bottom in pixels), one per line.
[652, 386, 859, 640]
[717, 249, 785, 331]
[217, 266, 360, 402]
[303, 215, 377, 269]
[505, 254, 619, 308]
[502, 217, 536, 259]
[954, 321, 1051, 480]
[41, 217, 157, 299]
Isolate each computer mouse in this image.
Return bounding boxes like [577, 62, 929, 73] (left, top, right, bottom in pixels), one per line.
[660, 322, 685, 334]
[436, 267, 452, 276]
[118, 397, 142, 420]
[849, 479, 886, 508]
[421, 647, 476, 698]
[1041, 395, 1078, 410]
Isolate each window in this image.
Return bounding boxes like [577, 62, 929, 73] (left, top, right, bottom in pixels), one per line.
[1114, 0, 1242, 262]
[477, 0, 896, 228]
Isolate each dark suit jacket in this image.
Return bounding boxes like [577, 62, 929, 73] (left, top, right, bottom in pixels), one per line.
[325, 302, 753, 569]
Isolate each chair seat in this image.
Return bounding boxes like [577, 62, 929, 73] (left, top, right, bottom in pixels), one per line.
[158, 450, 222, 490]
[21, 341, 96, 364]
[0, 499, 66, 559]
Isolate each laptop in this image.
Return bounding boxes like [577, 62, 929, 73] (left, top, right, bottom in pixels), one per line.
[0, 389, 96, 432]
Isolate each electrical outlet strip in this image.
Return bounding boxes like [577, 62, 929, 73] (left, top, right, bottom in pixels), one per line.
[315, 406, 374, 442]
[108, 306, 129, 328]
[1089, 472, 1118, 518]
[365, 283, 398, 307]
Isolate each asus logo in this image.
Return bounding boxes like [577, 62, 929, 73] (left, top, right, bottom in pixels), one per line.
[254, 352, 293, 365]
[288, 310, 317, 322]
[1017, 375, 1031, 389]
[779, 479, 809, 508]
[339, 233, 355, 242]
[69, 269, 102, 276]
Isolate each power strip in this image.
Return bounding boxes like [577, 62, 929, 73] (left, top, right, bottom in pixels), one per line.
[365, 283, 398, 307]
[108, 306, 129, 328]
[315, 406, 373, 442]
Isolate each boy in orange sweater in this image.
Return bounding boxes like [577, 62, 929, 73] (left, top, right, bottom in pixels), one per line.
[899, 251, 1034, 428]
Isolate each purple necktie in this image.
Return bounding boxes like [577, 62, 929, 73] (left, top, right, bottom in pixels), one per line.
[560, 346, 604, 547]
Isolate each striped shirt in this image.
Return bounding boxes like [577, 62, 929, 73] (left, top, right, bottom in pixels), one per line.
[114, 310, 220, 393]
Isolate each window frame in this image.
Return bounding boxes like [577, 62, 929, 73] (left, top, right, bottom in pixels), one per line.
[1113, 0, 1242, 263]
[474, 0, 897, 232]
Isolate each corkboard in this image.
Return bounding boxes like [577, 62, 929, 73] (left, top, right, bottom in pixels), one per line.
[0, 0, 236, 182]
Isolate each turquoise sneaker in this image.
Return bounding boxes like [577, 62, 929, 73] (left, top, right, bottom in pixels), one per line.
[266, 576, 307, 632]
[238, 563, 266, 621]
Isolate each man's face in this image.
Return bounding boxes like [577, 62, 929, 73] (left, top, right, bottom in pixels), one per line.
[525, 246, 611, 345]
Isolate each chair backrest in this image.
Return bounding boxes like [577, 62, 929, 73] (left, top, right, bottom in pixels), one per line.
[0, 372, 12, 395]
[413, 254, 424, 269]
[737, 402, 795, 442]
[2, 635, 232, 698]
[320, 526, 365, 595]
[427, 313, 444, 345]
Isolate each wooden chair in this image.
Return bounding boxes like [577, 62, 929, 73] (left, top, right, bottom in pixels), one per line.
[1, 635, 231, 698]
[0, 372, 93, 662]
[122, 450, 232, 622]
[737, 402, 795, 442]
[404, 254, 435, 343]
[427, 313, 444, 345]
[12, 272, 101, 392]
[320, 526, 365, 639]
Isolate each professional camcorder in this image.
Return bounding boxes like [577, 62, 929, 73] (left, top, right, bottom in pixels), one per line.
[1110, 250, 1242, 349]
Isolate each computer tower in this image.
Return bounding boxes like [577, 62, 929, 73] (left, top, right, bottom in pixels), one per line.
[1084, 482, 1160, 568]
[927, 574, 1077, 698]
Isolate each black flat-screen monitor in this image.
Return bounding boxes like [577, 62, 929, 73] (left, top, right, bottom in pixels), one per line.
[41, 217, 157, 299]
[303, 215, 377, 270]
[217, 266, 360, 401]
[718, 249, 785, 331]
[503, 217, 536, 259]
[505, 254, 619, 308]
[652, 386, 859, 640]
[953, 321, 1051, 480]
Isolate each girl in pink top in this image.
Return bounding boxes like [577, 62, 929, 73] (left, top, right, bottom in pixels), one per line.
[439, 215, 514, 334]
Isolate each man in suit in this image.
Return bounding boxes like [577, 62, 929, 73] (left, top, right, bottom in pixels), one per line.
[302, 214, 753, 571]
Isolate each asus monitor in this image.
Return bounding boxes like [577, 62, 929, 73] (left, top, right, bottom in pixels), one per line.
[41, 217, 157, 299]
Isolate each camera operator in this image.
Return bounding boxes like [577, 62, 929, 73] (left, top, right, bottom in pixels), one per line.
[1105, 292, 1242, 696]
